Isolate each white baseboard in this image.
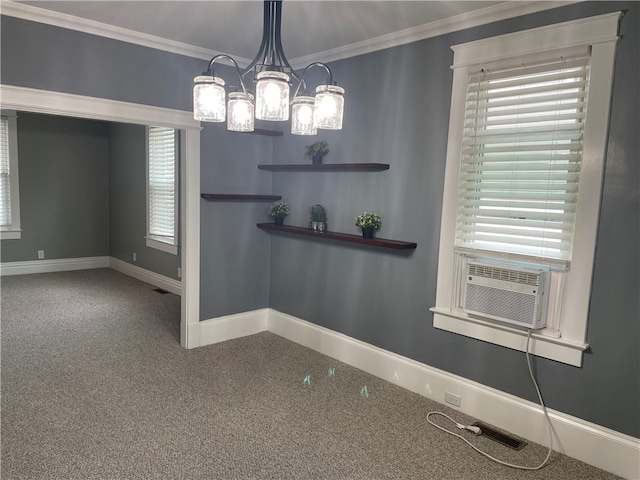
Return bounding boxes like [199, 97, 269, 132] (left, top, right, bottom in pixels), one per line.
[200, 309, 269, 347]
[108, 257, 181, 295]
[0, 256, 183, 296]
[191, 307, 639, 478]
[0, 256, 109, 276]
[265, 309, 640, 480]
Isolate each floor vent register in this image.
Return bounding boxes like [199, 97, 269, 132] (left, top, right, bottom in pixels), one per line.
[471, 422, 527, 451]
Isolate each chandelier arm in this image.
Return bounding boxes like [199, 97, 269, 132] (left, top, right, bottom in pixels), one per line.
[291, 62, 334, 102]
[240, 1, 300, 83]
[241, 1, 272, 78]
[272, 1, 299, 81]
[194, 1, 344, 131]
[267, 0, 277, 66]
[208, 54, 255, 105]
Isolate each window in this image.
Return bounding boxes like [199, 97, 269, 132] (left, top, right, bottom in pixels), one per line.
[0, 111, 21, 240]
[431, 13, 621, 366]
[456, 55, 589, 266]
[146, 126, 178, 254]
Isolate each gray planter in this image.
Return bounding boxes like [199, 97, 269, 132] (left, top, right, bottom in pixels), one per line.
[310, 221, 327, 232]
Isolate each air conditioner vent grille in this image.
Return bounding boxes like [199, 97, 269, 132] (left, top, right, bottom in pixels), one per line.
[467, 264, 540, 286]
[466, 284, 536, 326]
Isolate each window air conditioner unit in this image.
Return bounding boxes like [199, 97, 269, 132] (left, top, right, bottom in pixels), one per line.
[463, 261, 549, 330]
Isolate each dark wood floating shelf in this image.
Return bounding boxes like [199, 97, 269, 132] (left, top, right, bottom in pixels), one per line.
[241, 128, 284, 137]
[257, 223, 417, 250]
[258, 163, 390, 172]
[201, 194, 282, 201]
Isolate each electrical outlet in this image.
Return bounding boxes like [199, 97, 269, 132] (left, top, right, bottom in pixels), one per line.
[177, 267, 182, 278]
[133, 252, 137, 262]
[445, 391, 462, 408]
[37, 250, 45, 259]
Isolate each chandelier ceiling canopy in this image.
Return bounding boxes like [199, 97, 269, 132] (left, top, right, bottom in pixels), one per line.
[193, 0, 345, 135]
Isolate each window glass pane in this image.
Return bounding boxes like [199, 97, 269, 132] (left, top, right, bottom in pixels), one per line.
[148, 126, 176, 243]
[455, 57, 590, 261]
[0, 117, 11, 227]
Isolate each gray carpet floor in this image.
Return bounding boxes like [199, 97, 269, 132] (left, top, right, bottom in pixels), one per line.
[1, 269, 621, 479]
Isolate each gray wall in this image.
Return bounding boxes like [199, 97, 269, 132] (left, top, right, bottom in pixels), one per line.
[0, 112, 110, 262]
[269, 2, 639, 438]
[108, 123, 180, 280]
[0, 16, 197, 111]
[0, 110, 181, 280]
[199, 123, 273, 319]
[2, 3, 638, 439]
[1, 14, 268, 313]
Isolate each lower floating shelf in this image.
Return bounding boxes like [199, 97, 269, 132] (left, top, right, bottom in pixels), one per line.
[257, 223, 417, 250]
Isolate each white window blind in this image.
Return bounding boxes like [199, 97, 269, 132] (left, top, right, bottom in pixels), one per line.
[455, 55, 591, 265]
[148, 126, 176, 244]
[0, 116, 11, 228]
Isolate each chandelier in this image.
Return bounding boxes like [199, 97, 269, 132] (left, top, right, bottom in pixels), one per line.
[193, 0, 345, 135]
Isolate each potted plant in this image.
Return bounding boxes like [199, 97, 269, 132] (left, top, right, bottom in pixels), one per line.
[355, 212, 381, 239]
[268, 201, 290, 226]
[308, 204, 328, 232]
[304, 140, 330, 164]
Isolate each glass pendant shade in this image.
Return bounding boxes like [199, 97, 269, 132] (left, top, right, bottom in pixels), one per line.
[193, 75, 226, 122]
[290, 96, 317, 135]
[227, 92, 255, 132]
[194, 3, 346, 130]
[314, 84, 345, 130]
[256, 71, 290, 121]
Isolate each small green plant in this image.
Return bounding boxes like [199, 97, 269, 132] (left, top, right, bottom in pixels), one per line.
[355, 212, 382, 230]
[268, 201, 290, 218]
[309, 204, 327, 222]
[304, 140, 330, 159]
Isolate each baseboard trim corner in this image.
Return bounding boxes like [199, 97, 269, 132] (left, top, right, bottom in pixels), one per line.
[0, 256, 109, 276]
[108, 257, 181, 295]
[266, 309, 640, 480]
[200, 308, 269, 347]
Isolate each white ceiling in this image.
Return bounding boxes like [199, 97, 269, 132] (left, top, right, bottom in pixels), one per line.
[15, 1, 524, 61]
[12, 1, 578, 66]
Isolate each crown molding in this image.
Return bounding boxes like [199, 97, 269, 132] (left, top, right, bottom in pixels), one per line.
[2, 0, 580, 68]
[0, 0, 250, 64]
[289, 0, 581, 69]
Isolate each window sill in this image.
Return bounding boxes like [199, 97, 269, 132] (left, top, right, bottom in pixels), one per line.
[430, 307, 588, 367]
[146, 237, 178, 255]
[1, 229, 22, 240]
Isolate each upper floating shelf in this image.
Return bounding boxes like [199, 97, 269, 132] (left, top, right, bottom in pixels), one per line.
[257, 163, 390, 172]
[257, 223, 416, 250]
[201, 194, 282, 201]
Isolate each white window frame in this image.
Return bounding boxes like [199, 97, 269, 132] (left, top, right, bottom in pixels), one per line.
[430, 12, 621, 367]
[1, 110, 22, 240]
[146, 126, 179, 255]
